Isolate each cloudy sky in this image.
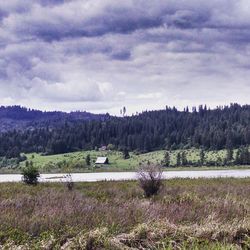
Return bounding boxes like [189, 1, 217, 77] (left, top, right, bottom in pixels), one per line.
[1, 0, 250, 114]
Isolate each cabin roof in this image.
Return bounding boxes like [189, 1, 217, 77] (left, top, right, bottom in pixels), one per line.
[95, 157, 108, 164]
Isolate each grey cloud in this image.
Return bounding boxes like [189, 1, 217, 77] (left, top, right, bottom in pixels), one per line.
[38, 0, 66, 7]
[1, 0, 250, 114]
[0, 0, 248, 44]
[110, 50, 131, 60]
[3, 4, 161, 42]
[162, 10, 210, 29]
[0, 1, 221, 42]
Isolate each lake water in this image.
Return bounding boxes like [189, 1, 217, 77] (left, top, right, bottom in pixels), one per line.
[0, 169, 250, 182]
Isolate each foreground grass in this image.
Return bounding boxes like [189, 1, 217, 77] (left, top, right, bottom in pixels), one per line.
[0, 178, 249, 249]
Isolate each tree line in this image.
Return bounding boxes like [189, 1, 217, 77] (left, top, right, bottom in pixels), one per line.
[0, 103, 250, 158]
[162, 147, 250, 167]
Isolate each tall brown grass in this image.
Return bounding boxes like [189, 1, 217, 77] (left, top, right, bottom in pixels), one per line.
[0, 178, 249, 249]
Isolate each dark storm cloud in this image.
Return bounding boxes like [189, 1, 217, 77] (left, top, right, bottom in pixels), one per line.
[1, 0, 250, 114]
[110, 50, 131, 60]
[0, 1, 211, 42]
[38, 0, 66, 6]
[0, 9, 7, 21]
[3, 5, 161, 42]
[1, 1, 249, 47]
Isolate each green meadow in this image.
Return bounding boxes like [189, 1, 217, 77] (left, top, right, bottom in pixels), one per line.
[14, 148, 249, 173]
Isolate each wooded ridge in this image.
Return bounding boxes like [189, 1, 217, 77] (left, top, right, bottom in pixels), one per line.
[0, 103, 250, 157]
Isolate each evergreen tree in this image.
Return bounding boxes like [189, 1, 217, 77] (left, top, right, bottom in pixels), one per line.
[176, 152, 181, 167]
[163, 151, 171, 167]
[144, 136, 151, 152]
[234, 147, 250, 165]
[242, 147, 250, 164]
[235, 149, 241, 165]
[226, 148, 234, 163]
[123, 148, 130, 159]
[85, 154, 91, 166]
[181, 151, 188, 166]
[200, 149, 205, 165]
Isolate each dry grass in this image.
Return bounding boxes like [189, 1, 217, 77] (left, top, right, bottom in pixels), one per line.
[0, 178, 249, 249]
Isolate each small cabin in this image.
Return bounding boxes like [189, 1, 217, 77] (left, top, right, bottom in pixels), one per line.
[99, 146, 107, 151]
[95, 157, 109, 165]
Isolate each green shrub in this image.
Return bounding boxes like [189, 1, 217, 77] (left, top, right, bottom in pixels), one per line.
[137, 164, 163, 197]
[21, 161, 40, 185]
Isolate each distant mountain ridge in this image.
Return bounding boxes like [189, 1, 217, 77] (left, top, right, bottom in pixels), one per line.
[0, 106, 110, 132]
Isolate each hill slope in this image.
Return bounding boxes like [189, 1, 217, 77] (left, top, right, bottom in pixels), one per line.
[0, 106, 109, 132]
[0, 103, 250, 157]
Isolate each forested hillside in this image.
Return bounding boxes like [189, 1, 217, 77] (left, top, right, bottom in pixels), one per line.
[0, 103, 250, 158]
[0, 106, 109, 132]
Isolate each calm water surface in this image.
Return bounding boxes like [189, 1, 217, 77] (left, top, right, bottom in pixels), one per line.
[0, 169, 250, 182]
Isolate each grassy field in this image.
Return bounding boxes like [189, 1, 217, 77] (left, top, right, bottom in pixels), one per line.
[0, 148, 249, 174]
[14, 148, 249, 173]
[0, 178, 249, 249]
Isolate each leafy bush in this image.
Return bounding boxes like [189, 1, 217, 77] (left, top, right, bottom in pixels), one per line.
[137, 164, 163, 197]
[21, 161, 40, 185]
